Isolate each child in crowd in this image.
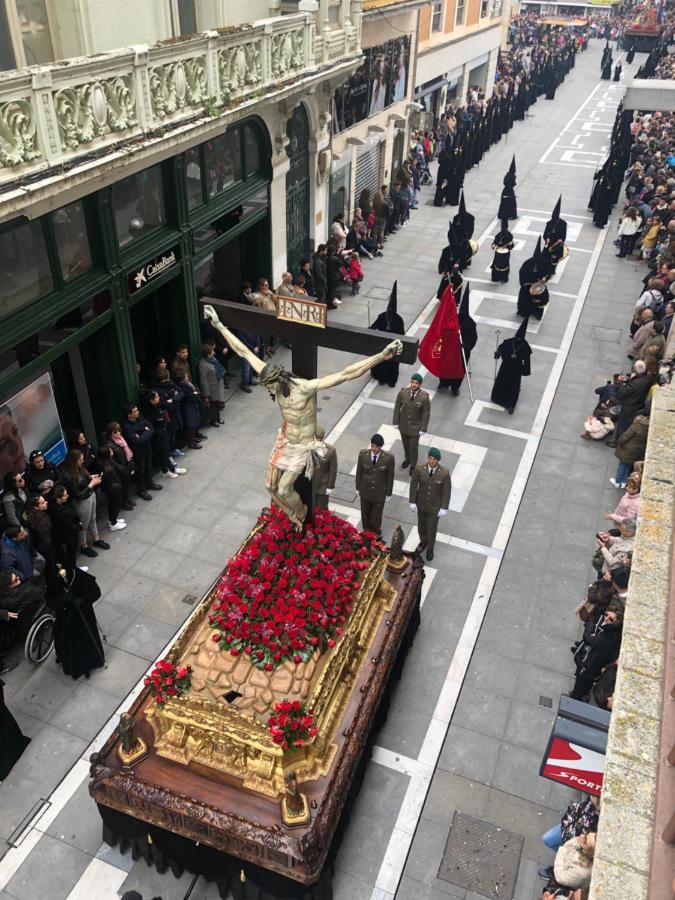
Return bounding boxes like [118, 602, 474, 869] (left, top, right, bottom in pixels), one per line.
[347, 251, 364, 296]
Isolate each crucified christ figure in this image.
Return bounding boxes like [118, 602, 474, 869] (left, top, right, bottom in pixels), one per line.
[202, 305, 403, 529]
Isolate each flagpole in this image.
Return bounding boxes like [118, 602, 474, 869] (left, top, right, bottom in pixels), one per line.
[458, 329, 474, 402]
[494, 329, 501, 379]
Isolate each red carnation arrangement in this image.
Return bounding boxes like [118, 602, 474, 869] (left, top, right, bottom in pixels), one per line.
[144, 659, 192, 706]
[268, 700, 317, 750]
[209, 506, 384, 671]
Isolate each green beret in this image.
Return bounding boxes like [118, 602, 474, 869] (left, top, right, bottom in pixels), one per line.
[428, 448, 441, 460]
[411, 373, 424, 383]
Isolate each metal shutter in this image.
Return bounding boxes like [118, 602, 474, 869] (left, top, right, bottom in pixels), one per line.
[355, 142, 382, 200]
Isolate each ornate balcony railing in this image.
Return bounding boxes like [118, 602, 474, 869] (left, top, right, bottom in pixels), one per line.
[0, 12, 360, 188]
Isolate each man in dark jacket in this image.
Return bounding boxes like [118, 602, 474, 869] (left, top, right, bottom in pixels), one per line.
[121, 405, 162, 501]
[312, 246, 328, 304]
[608, 361, 654, 445]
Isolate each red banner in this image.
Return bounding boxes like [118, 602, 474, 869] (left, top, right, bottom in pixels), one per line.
[418, 284, 464, 379]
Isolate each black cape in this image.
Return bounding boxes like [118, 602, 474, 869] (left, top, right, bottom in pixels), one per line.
[498, 174, 517, 220]
[47, 568, 104, 680]
[370, 312, 405, 387]
[0, 679, 30, 779]
[517, 255, 550, 319]
[491, 335, 532, 411]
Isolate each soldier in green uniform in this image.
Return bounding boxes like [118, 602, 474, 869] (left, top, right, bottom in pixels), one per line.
[312, 425, 337, 510]
[355, 433, 395, 540]
[393, 373, 431, 472]
[409, 447, 451, 561]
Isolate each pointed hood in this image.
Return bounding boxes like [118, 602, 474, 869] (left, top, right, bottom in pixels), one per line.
[500, 216, 509, 233]
[387, 281, 398, 317]
[514, 316, 529, 341]
[458, 282, 471, 320]
[459, 191, 467, 219]
[533, 236, 542, 261]
[551, 195, 562, 222]
[508, 155, 516, 177]
[447, 221, 459, 248]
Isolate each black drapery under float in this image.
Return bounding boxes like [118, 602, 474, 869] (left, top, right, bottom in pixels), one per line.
[95, 594, 421, 900]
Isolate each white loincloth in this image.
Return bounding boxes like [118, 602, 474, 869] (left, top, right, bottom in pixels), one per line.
[269, 425, 320, 479]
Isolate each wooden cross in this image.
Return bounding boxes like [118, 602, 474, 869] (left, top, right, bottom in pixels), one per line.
[201, 297, 419, 378]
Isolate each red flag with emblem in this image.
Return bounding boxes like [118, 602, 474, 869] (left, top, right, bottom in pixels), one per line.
[418, 283, 464, 378]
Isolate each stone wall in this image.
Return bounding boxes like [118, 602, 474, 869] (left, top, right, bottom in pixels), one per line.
[589, 381, 675, 898]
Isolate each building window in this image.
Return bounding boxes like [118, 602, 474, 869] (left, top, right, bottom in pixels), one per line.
[112, 165, 166, 249]
[204, 132, 242, 199]
[193, 187, 268, 255]
[431, 1, 443, 32]
[15, 0, 55, 65]
[455, 0, 465, 26]
[243, 125, 262, 177]
[185, 147, 203, 209]
[0, 3, 16, 71]
[491, 0, 503, 16]
[171, 0, 198, 36]
[52, 201, 91, 282]
[0, 219, 53, 321]
[481, 0, 489, 16]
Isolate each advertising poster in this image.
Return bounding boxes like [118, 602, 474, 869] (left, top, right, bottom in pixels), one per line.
[0, 373, 66, 482]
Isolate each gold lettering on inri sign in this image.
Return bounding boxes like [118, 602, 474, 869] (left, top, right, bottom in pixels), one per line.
[275, 295, 327, 329]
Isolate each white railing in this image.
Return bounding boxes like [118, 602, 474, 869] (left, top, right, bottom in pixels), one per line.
[0, 12, 359, 184]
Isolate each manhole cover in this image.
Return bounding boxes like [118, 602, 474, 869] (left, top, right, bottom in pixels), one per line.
[438, 812, 524, 898]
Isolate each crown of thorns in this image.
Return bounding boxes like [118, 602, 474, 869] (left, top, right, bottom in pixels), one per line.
[259, 364, 287, 386]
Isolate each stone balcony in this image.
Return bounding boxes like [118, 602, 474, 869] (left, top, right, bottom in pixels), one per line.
[589, 381, 675, 900]
[0, 11, 360, 218]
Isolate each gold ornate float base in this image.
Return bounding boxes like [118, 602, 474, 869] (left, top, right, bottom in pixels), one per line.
[90, 520, 423, 887]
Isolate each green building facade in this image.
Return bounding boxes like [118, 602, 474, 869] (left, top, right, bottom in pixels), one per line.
[0, 118, 272, 441]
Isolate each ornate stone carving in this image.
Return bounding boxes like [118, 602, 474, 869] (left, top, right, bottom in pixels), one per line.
[270, 29, 304, 79]
[54, 75, 136, 151]
[149, 57, 207, 119]
[217, 42, 262, 102]
[0, 99, 40, 168]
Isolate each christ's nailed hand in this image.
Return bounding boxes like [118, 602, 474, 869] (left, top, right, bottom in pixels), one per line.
[383, 339, 403, 360]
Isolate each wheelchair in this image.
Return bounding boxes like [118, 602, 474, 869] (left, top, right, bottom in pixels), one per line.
[0, 601, 55, 665]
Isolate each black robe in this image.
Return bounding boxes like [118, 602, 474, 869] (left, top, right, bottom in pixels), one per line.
[592, 175, 613, 228]
[601, 60, 612, 80]
[543, 217, 567, 270]
[613, 64, 622, 82]
[48, 568, 104, 680]
[491, 336, 532, 412]
[370, 312, 405, 387]
[517, 257, 550, 319]
[626, 47, 635, 64]
[0, 679, 30, 779]
[498, 173, 517, 220]
[491, 230, 514, 283]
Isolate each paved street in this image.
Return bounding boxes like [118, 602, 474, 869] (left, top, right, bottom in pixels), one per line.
[0, 40, 644, 900]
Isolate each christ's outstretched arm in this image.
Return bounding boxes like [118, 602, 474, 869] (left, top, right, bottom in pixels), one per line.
[202, 305, 267, 376]
[314, 339, 403, 391]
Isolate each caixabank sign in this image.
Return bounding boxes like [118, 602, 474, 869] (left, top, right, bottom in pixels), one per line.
[128, 249, 178, 294]
[539, 698, 610, 797]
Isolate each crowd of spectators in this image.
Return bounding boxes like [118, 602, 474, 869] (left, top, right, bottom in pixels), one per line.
[535, 42, 675, 900]
[0, 331, 244, 686]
